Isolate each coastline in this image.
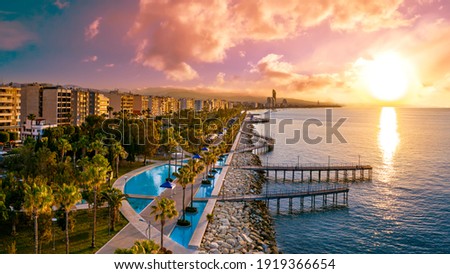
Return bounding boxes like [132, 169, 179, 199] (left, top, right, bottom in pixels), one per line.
[198, 122, 278, 254]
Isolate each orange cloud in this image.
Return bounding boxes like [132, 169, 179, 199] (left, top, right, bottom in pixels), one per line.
[129, 0, 413, 81]
[85, 17, 102, 40]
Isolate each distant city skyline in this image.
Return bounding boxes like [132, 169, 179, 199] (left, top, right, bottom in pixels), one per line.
[1, 0, 450, 106]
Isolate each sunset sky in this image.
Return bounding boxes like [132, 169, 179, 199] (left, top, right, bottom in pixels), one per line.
[1, 0, 449, 106]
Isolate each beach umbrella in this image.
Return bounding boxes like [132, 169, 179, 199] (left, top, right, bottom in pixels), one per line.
[160, 179, 176, 189]
[201, 147, 209, 152]
[192, 154, 202, 160]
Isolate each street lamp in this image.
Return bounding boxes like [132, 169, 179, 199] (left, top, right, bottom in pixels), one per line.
[52, 217, 57, 251]
[139, 218, 151, 240]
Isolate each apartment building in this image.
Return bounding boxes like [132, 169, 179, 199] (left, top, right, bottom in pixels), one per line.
[88, 91, 110, 117]
[0, 86, 21, 133]
[71, 89, 89, 126]
[180, 98, 194, 110]
[133, 95, 149, 114]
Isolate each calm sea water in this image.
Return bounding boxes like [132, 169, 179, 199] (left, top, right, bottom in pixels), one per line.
[253, 108, 450, 254]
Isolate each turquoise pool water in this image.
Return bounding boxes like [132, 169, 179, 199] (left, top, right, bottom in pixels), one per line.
[169, 201, 207, 248]
[217, 155, 229, 166]
[195, 168, 222, 198]
[124, 164, 177, 197]
[127, 198, 153, 213]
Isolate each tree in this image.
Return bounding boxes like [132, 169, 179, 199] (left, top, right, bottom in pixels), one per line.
[27, 113, 36, 121]
[88, 139, 107, 156]
[172, 166, 193, 225]
[109, 141, 128, 178]
[0, 131, 10, 143]
[79, 154, 111, 248]
[23, 177, 54, 254]
[55, 183, 82, 254]
[150, 198, 178, 249]
[114, 239, 161, 254]
[102, 187, 127, 231]
[187, 159, 204, 211]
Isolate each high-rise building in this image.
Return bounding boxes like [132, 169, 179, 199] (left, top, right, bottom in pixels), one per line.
[133, 95, 149, 114]
[194, 100, 203, 111]
[42, 86, 72, 126]
[180, 98, 194, 110]
[71, 89, 89, 126]
[105, 90, 134, 114]
[0, 86, 21, 133]
[88, 91, 110, 117]
[148, 96, 163, 116]
[21, 84, 71, 126]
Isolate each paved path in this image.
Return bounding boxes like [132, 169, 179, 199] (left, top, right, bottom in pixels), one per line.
[96, 161, 195, 254]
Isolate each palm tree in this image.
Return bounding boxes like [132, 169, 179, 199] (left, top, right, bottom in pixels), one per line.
[150, 197, 178, 249]
[115, 239, 160, 254]
[172, 166, 192, 225]
[102, 187, 127, 231]
[57, 138, 72, 162]
[27, 113, 36, 121]
[109, 141, 128, 178]
[187, 159, 204, 211]
[80, 155, 111, 248]
[23, 177, 54, 254]
[88, 139, 107, 156]
[55, 183, 82, 254]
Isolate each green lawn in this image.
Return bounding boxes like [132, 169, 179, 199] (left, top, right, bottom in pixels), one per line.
[0, 208, 128, 254]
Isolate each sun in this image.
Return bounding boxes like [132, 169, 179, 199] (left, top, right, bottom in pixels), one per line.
[360, 52, 410, 102]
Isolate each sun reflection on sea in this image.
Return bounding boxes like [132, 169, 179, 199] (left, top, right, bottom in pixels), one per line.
[378, 107, 400, 167]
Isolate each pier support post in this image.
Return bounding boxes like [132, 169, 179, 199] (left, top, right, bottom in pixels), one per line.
[275, 170, 278, 182]
[344, 170, 348, 181]
[360, 169, 364, 180]
[289, 198, 293, 214]
[336, 170, 339, 182]
[277, 199, 280, 214]
[352, 170, 356, 181]
[300, 197, 304, 211]
[323, 195, 327, 207]
[292, 171, 295, 182]
[318, 171, 321, 182]
[301, 171, 303, 182]
[327, 170, 330, 182]
[310, 170, 312, 182]
[283, 170, 286, 181]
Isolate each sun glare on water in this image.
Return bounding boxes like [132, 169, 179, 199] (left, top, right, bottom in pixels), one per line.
[360, 52, 410, 102]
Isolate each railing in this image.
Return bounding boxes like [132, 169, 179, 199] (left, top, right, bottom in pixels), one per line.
[238, 163, 372, 169]
[217, 185, 348, 201]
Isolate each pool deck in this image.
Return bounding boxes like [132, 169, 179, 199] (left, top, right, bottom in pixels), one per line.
[96, 161, 192, 254]
[97, 127, 243, 254]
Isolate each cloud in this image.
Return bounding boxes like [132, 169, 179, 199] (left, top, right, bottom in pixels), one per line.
[85, 17, 102, 40]
[251, 54, 295, 79]
[128, 0, 413, 81]
[0, 21, 35, 50]
[104, 63, 115, 68]
[54, 0, 70, 9]
[83, 55, 98, 62]
[216, 72, 226, 85]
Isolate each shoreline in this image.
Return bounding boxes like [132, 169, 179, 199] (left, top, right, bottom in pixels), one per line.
[198, 122, 278, 254]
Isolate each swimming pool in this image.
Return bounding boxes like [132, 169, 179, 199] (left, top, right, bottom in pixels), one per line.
[124, 164, 178, 197]
[169, 201, 207, 248]
[217, 154, 229, 166]
[195, 168, 222, 198]
[127, 198, 153, 213]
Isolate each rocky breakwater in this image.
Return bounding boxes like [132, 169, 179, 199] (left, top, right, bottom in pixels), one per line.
[199, 151, 278, 254]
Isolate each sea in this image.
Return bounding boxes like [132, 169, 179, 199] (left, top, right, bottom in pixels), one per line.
[252, 107, 450, 254]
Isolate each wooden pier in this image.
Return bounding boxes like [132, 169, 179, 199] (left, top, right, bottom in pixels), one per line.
[238, 163, 373, 182]
[197, 186, 349, 213]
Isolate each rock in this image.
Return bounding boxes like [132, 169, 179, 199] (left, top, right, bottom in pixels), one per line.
[221, 242, 233, 250]
[226, 238, 236, 246]
[210, 249, 220, 254]
[210, 242, 219, 249]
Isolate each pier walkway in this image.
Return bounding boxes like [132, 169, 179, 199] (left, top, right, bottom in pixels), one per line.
[237, 163, 373, 182]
